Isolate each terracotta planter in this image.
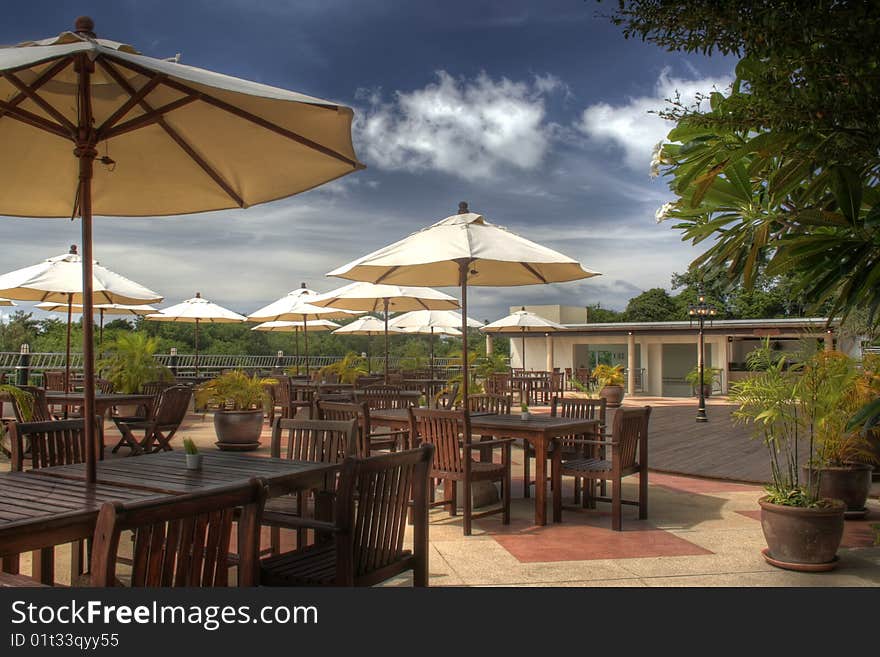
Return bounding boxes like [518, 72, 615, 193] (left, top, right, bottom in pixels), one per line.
[599, 385, 624, 408]
[214, 409, 263, 451]
[801, 463, 874, 517]
[759, 496, 845, 570]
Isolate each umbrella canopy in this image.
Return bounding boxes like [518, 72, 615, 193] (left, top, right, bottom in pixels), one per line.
[146, 293, 245, 376]
[0, 245, 161, 387]
[389, 309, 479, 371]
[251, 319, 340, 332]
[36, 300, 158, 343]
[482, 308, 565, 370]
[0, 299, 15, 307]
[328, 202, 598, 399]
[0, 16, 362, 482]
[310, 282, 459, 380]
[334, 315, 403, 374]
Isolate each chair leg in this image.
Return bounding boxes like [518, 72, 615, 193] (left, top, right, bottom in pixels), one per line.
[502, 443, 511, 525]
[573, 477, 581, 505]
[551, 455, 562, 523]
[444, 478, 456, 515]
[612, 478, 622, 531]
[639, 468, 648, 520]
[463, 479, 472, 536]
[522, 440, 531, 498]
[270, 527, 281, 555]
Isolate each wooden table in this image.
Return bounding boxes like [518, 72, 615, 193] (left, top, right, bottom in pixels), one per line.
[1, 452, 341, 584]
[45, 392, 155, 418]
[369, 409, 598, 525]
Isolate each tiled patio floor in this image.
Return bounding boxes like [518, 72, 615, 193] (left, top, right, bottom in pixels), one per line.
[3, 403, 878, 587]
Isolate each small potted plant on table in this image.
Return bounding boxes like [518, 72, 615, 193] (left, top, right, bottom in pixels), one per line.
[520, 402, 530, 421]
[196, 370, 274, 451]
[182, 437, 202, 470]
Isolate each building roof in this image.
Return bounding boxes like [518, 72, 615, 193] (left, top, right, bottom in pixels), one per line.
[492, 317, 837, 337]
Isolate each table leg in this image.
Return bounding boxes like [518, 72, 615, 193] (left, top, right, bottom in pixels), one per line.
[533, 438, 547, 526]
[31, 547, 54, 585]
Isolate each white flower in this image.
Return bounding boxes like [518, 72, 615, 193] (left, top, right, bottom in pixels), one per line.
[655, 202, 675, 223]
[649, 140, 665, 178]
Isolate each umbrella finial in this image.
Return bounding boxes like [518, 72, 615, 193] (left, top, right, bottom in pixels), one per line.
[74, 16, 96, 37]
[195, 292, 201, 298]
[300, 282, 307, 289]
[458, 201, 469, 214]
[69, 244, 78, 254]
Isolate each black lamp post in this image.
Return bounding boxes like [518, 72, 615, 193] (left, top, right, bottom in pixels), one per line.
[688, 290, 716, 423]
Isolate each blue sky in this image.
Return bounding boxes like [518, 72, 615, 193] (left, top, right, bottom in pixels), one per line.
[0, 1, 736, 322]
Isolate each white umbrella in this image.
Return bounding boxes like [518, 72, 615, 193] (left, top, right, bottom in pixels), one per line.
[36, 301, 158, 343]
[0, 299, 15, 307]
[0, 245, 161, 386]
[481, 308, 565, 370]
[248, 284, 359, 375]
[146, 293, 245, 376]
[309, 282, 459, 380]
[0, 17, 362, 482]
[252, 319, 340, 372]
[327, 202, 598, 400]
[332, 315, 403, 372]
[389, 310, 482, 372]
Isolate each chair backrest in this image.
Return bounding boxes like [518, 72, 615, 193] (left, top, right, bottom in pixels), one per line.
[356, 385, 406, 410]
[611, 406, 651, 471]
[9, 417, 103, 471]
[13, 386, 54, 422]
[487, 372, 511, 394]
[43, 370, 69, 392]
[270, 416, 358, 462]
[407, 407, 470, 474]
[90, 478, 268, 587]
[549, 372, 564, 393]
[551, 396, 606, 424]
[574, 368, 590, 384]
[466, 393, 511, 415]
[334, 445, 433, 586]
[291, 383, 316, 404]
[140, 381, 173, 396]
[431, 381, 459, 410]
[315, 400, 371, 457]
[96, 378, 115, 394]
[152, 385, 193, 428]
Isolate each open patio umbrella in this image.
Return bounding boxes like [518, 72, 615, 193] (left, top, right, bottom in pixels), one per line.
[248, 286, 359, 375]
[309, 282, 459, 380]
[327, 202, 598, 401]
[36, 301, 158, 344]
[0, 299, 15, 306]
[481, 308, 565, 370]
[0, 245, 161, 389]
[0, 17, 362, 481]
[389, 309, 482, 373]
[146, 293, 245, 377]
[252, 319, 340, 372]
[332, 315, 403, 373]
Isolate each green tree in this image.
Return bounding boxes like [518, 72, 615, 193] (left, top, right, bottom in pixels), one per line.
[623, 288, 680, 322]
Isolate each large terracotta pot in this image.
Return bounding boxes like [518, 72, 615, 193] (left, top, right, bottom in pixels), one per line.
[801, 463, 874, 516]
[759, 496, 845, 570]
[214, 409, 263, 451]
[599, 384, 624, 408]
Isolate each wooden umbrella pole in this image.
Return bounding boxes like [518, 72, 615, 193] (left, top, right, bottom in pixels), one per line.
[458, 259, 470, 408]
[522, 328, 526, 371]
[294, 326, 299, 375]
[383, 298, 390, 383]
[302, 314, 309, 377]
[65, 292, 73, 393]
[99, 308, 104, 346]
[75, 50, 98, 484]
[430, 327, 434, 376]
[194, 318, 200, 378]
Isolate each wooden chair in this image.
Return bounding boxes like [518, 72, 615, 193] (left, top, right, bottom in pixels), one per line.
[523, 397, 607, 501]
[14, 386, 56, 422]
[112, 385, 192, 454]
[466, 393, 511, 415]
[8, 417, 104, 584]
[431, 382, 459, 410]
[260, 445, 433, 587]
[315, 400, 407, 457]
[265, 417, 358, 555]
[43, 370, 70, 392]
[96, 378, 115, 394]
[290, 383, 317, 418]
[551, 406, 652, 530]
[408, 408, 512, 536]
[355, 385, 409, 410]
[90, 478, 268, 587]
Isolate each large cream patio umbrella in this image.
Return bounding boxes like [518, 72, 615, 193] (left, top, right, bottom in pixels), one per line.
[389, 309, 482, 373]
[327, 202, 598, 401]
[0, 245, 162, 388]
[146, 293, 245, 377]
[248, 285, 359, 375]
[252, 319, 340, 373]
[0, 299, 15, 306]
[481, 308, 565, 371]
[309, 282, 459, 380]
[36, 301, 158, 344]
[0, 17, 362, 482]
[332, 315, 403, 373]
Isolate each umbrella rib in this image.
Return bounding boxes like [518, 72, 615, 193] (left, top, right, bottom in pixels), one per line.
[106, 56, 364, 170]
[0, 56, 71, 123]
[520, 262, 548, 284]
[375, 266, 399, 284]
[95, 73, 165, 135]
[98, 59, 245, 208]
[0, 71, 76, 135]
[101, 95, 198, 140]
[0, 98, 70, 140]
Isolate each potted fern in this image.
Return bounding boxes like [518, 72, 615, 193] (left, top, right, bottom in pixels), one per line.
[685, 366, 721, 397]
[196, 370, 274, 451]
[97, 333, 172, 414]
[731, 348, 846, 571]
[592, 364, 625, 408]
[316, 352, 368, 384]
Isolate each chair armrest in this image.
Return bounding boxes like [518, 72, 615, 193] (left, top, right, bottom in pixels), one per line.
[559, 438, 615, 447]
[465, 438, 515, 449]
[263, 516, 342, 534]
[370, 428, 409, 438]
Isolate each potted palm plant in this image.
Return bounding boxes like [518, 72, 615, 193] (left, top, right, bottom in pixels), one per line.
[731, 347, 846, 571]
[196, 370, 274, 451]
[592, 364, 625, 407]
[98, 332, 172, 401]
[685, 366, 721, 397]
[317, 352, 368, 384]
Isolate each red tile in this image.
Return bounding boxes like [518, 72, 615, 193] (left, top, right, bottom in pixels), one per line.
[649, 472, 761, 495]
[479, 513, 713, 563]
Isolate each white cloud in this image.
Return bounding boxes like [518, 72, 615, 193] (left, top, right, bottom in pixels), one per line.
[576, 68, 733, 172]
[354, 71, 560, 179]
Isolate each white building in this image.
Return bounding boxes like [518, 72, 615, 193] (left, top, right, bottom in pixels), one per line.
[498, 305, 846, 397]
